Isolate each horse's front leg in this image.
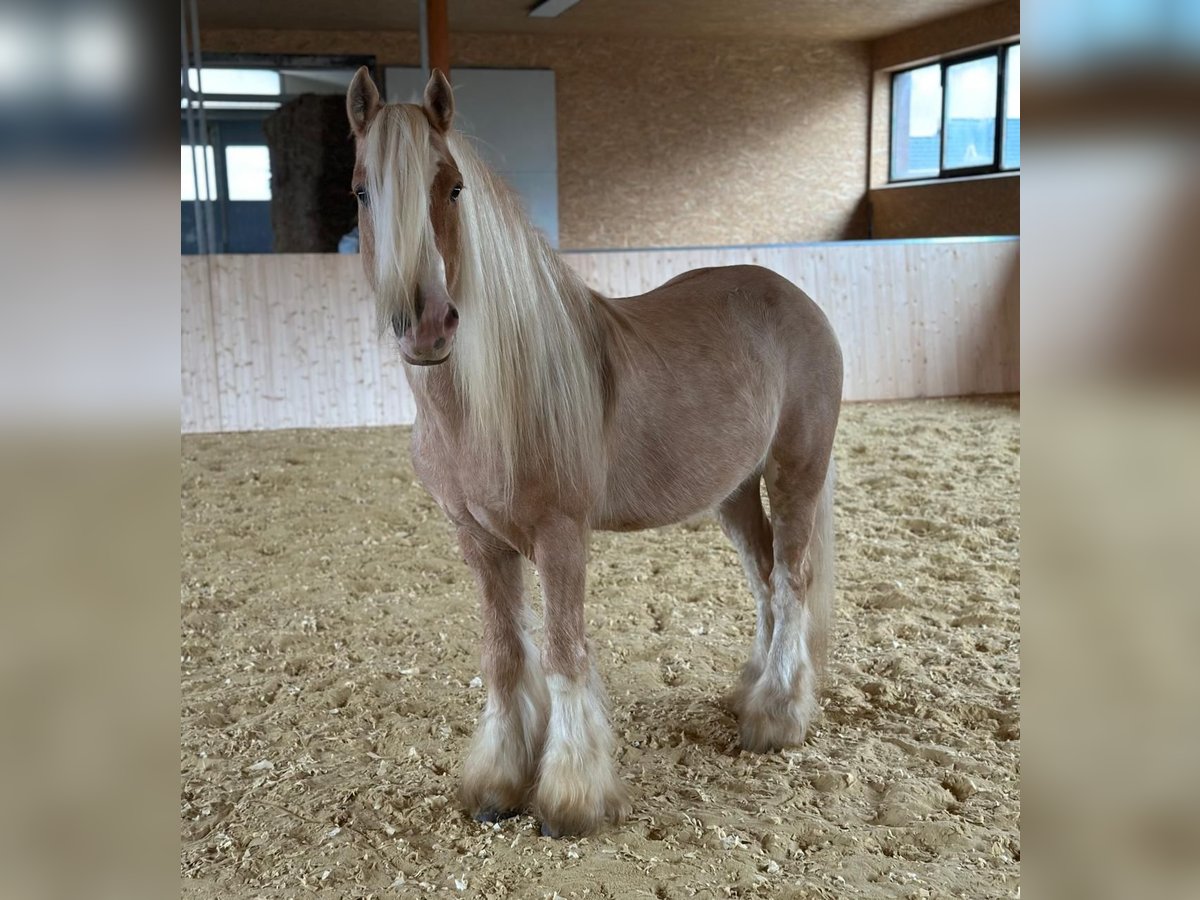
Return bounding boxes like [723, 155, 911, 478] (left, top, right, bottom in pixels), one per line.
[532, 516, 630, 837]
[458, 526, 548, 822]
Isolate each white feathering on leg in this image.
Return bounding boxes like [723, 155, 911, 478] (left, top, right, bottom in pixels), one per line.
[462, 625, 548, 815]
[533, 668, 629, 836]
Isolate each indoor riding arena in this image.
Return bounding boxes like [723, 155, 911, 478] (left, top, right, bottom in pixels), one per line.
[181, 2, 1020, 897]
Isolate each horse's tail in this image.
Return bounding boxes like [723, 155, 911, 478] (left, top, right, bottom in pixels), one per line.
[807, 458, 837, 681]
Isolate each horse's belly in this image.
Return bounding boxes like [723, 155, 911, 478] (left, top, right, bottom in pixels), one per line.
[593, 409, 775, 531]
[592, 486, 735, 531]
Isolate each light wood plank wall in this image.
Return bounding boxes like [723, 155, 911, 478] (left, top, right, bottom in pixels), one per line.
[182, 239, 1018, 433]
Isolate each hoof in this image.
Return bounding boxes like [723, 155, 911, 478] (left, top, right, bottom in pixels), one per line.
[736, 682, 817, 753]
[460, 771, 532, 827]
[538, 812, 610, 839]
[539, 816, 616, 838]
[533, 782, 630, 839]
[473, 807, 520, 824]
[738, 699, 809, 752]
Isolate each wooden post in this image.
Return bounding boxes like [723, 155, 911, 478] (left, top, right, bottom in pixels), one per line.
[426, 0, 450, 79]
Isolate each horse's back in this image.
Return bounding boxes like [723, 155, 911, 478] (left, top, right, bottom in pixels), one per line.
[613, 264, 840, 384]
[623, 263, 830, 325]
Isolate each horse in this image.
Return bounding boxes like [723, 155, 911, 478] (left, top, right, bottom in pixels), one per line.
[345, 67, 843, 838]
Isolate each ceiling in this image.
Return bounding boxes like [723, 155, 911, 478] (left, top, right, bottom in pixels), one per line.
[196, 0, 999, 43]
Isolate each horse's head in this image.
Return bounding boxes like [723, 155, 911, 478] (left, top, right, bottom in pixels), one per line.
[347, 67, 463, 366]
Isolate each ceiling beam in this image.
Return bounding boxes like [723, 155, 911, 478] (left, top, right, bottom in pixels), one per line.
[426, 0, 450, 78]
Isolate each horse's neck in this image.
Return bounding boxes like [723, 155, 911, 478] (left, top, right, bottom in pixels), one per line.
[407, 363, 464, 431]
[406, 278, 610, 425]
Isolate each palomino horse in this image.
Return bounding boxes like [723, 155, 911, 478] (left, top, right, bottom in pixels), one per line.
[346, 68, 843, 837]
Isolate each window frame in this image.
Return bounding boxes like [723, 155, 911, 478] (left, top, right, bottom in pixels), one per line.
[888, 40, 1019, 183]
[180, 53, 379, 110]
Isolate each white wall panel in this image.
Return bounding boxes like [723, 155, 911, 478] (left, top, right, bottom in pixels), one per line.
[181, 239, 1018, 433]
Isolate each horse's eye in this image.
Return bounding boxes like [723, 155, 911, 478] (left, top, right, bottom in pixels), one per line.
[354, 186, 368, 207]
[450, 183, 463, 202]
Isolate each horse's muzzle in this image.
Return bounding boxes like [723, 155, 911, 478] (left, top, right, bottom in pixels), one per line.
[397, 283, 459, 365]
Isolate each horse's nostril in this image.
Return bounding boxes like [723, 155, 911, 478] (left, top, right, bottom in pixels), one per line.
[446, 306, 459, 327]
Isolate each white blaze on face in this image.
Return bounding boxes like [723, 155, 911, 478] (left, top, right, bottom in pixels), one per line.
[417, 245, 452, 309]
[364, 106, 438, 334]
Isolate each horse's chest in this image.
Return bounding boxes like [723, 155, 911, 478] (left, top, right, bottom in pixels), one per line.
[410, 436, 470, 518]
[410, 433, 535, 555]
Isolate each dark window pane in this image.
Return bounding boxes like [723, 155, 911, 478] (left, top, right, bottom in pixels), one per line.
[891, 63, 942, 180]
[943, 54, 998, 170]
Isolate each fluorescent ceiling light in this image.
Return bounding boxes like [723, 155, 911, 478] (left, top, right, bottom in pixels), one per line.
[528, 0, 583, 18]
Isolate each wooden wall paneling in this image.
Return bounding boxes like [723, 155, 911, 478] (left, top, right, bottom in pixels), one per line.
[908, 244, 946, 397]
[207, 255, 248, 431]
[961, 246, 987, 393]
[868, 244, 899, 399]
[890, 242, 916, 398]
[947, 244, 973, 395]
[901, 244, 928, 398]
[264, 256, 301, 429]
[180, 239, 1019, 432]
[995, 246, 1019, 393]
[965, 242, 1019, 395]
[344, 256, 384, 425]
[837, 246, 875, 400]
[180, 257, 221, 433]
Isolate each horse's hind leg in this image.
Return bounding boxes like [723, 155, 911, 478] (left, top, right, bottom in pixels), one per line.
[717, 475, 776, 718]
[457, 526, 549, 822]
[738, 448, 836, 752]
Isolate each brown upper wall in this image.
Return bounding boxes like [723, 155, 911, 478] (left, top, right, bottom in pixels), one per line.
[872, 0, 1018, 70]
[201, 29, 871, 250]
[871, 175, 1017, 238]
[867, 0, 1019, 238]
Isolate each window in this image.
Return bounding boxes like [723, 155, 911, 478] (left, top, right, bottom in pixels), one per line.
[181, 144, 216, 201]
[890, 41, 1020, 182]
[179, 144, 272, 202]
[890, 64, 942, 180]
[943, 54, 998, 170]
[182, 67, 282, 111]
[186, 67, 280, 96]
[225, 145, 271, 200]
[1002, 45, 1020, 170]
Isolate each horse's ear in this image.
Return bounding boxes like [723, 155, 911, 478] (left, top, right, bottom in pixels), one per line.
[347, 66, 381, 137]
[423, 69, 454, 133]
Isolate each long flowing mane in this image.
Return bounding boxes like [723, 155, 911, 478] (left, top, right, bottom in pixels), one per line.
[366, 107, 609, 495]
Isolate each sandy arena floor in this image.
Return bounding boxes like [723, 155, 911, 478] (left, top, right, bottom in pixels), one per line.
[181, 397, 1020, 899]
